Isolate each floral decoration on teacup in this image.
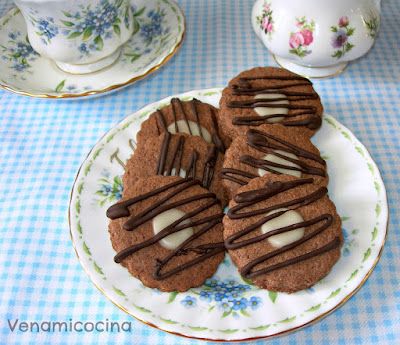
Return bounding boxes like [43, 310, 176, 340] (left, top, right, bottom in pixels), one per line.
[29, 0, 131, 56]
[363, 13, 379, 39]
[330, 16, 355, 59]
[256, 1, 274, 40]
[289, 16, 315, 58]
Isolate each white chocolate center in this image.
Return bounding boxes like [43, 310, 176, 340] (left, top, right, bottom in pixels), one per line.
[261, 208, 305, 248]
[153, 208, 193, 250]
[167, 120, 212, 143]
[163, 168, 187, 178]
[254, 93, 289, 123]
[258, 150, 302, 178]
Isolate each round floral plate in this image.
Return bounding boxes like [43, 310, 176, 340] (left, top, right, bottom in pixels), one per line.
[0, 0, 185, 98]
[69, 88, 388, 341]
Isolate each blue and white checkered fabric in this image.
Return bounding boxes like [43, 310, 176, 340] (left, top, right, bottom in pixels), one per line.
[1, 0, 399, 344]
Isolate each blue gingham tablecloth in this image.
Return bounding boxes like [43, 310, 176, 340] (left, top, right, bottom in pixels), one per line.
[1, 0, 399, 344]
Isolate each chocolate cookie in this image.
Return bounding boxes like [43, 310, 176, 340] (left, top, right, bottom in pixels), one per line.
[220, 124, 328, 199]
[123, 132, 229, 207]
[107, 175, 225, 292]
[137, 98, 228, 152]
[219, 67, 324, 141]
[223, 175, 343, 293]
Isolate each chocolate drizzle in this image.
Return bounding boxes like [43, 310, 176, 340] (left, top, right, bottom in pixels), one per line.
[228, 75, 322, 130]
[107, 178, 225, 280]
[220, 129, 326, 186]
[224, 178, 340, 278]
[155, 132, 218, 189]
[237, 75, 313, 89]
[242, 237, 341, 279]
[155, 98, 225, 153]
[202, 146, 218, 189]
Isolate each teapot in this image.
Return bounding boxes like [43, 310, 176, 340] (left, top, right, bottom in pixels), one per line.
[251, 0, 380, 77]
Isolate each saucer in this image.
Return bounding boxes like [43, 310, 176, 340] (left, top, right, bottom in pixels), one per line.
[0, 0, 185, 99]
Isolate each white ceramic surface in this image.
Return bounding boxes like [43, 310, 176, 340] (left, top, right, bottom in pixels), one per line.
[69, 89, 388, 341]
[0, 0, 185, 98]
[14, 0, 134, 73]
[252, 0, 380, 77]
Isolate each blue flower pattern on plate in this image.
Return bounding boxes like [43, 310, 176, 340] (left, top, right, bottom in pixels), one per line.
[340, 217, 358, 257]
[181, 296, 197, 308]
[95, 173, 123, 206]
[249, 296, 263, 310]
[186, 278, 260, 318]
[342, 227, 359, 257]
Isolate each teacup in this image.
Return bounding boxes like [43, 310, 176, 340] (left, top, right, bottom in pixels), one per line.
[251, 0, 381, 77]
[14, 0, 134, 74]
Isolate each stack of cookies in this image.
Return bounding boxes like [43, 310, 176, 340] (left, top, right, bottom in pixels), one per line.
[107, 67, 343, 294]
